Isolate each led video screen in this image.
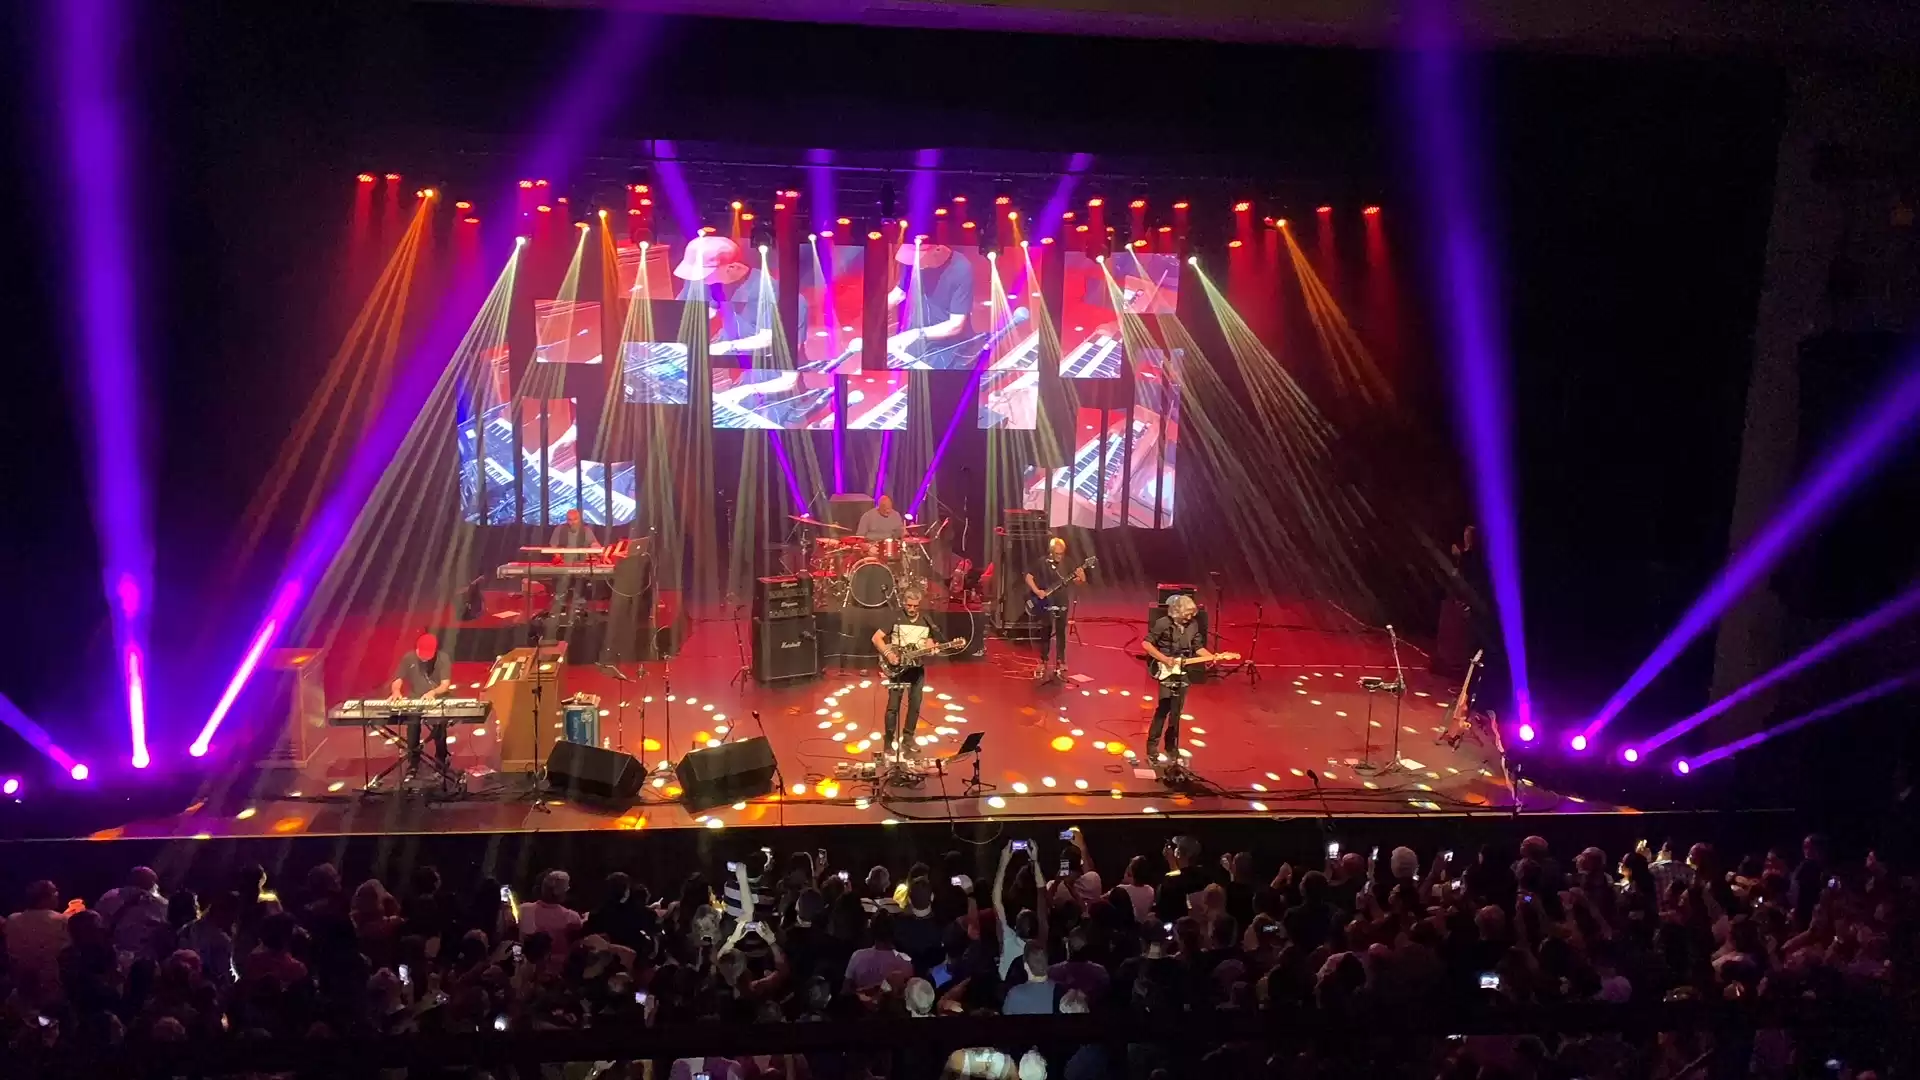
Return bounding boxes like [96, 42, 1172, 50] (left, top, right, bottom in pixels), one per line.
[977, 369, 1038, 430]
[460, 399, 634, 525]
[711, 369, 837, 430]
[622, 341, 691, 405]
[673, 239, 800, 363]
[533, 299, 603, 365]
[1059, 251, 1181, 378]
[883, 245, 994, 370]
[845, 371, 909, 430]
[1129, 349, 1181, 528]
[799, 241, 863, 374]
[616, 242, 674, 300]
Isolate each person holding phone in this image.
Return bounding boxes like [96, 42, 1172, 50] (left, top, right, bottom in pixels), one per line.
[1154, 835, 1217, 924]
[515, 871, 583, 965]
[1046, 827, 1104, 909]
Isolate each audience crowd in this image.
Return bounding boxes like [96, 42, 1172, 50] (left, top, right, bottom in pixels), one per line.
[1, 826, 1910, 1078]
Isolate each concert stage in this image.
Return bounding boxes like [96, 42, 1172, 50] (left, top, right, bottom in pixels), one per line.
[84, 589, 1623, 844]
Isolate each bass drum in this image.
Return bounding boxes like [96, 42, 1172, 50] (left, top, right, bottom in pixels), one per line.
[848, 559, 895, 608]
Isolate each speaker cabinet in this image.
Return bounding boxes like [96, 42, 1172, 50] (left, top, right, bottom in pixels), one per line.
[546, 741, 646, 800]
[752, 615, 819, 684]
[674, 736, 779, 812]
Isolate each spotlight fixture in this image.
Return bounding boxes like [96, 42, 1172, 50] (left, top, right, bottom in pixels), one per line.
[1674, 759, 1691, 775]
[1316, 205, 1332, 214]
[384, 173, 401, 181]
[70, 764, 90, 781]
[819, 229, 834, 238]
[536, 205, 552, 214]
[1569, 734, 1589, 752]
[837, 217, 851, 226]
[995, 195, 1011, 206]
[518, 180, 534, 189]
[356, 173, 376, 184]
[1228, 239, 1244, 248]
[1, 778, 18, 796]
[1040, 237, 1054, 245]
[808, 232, 818, 242]
[516, 236, 529, 246]
[1363, 205, 1382, 215]
[1088, 197, 1104, 208]
[867, 230, 882, 241]
[597, 208, 607, 218]
[879, 180, 897, 220]
[935, 207, 948, 216]
[1622, 747, 1640, 763]
[962, 221, 977, 230]
[1129, 199, 1146, 209]
[1517, 723, 1536, 743]
[454, 201, 472, 210]
[535, 179, 549, 187]
[1172, 200, 1190, 210]
[463, 217, 480, 224]
[1233, 201, 1252, 212]
[731, 200, 743, 211]
[1186, 256, 1197, 266]
[1062, 211, 1076, 220]
[1276, 218, 1289, 228]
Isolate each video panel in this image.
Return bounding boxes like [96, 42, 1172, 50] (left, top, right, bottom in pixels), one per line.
[799, 241, 863, 374]
[883, 244, 993, 370]
[977, 369, 1038, 430]
[622, 341, 692, 405]
[533, 299, 603, 365]
[845, 371, 909, 431]
[1059, 251, 1181, 378]
[711, 369, 837, 430]
[1128, 349, 1181, 528]
[673, 238, 800, 364]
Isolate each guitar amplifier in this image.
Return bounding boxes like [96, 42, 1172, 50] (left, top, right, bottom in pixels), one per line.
[1145, 602, 1212, 681]
[755, 575, 812, 620]
[752, 615, 820, 684]
[1001, 508, 1047, 538]
[1157, 582, 1198, 605]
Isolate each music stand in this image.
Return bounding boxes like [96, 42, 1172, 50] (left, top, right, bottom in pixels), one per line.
[951, 731, 993, 797]
[594, 662, 632, 751]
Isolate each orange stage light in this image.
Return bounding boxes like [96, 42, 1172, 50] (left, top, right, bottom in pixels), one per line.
[1276, 217, 1289, 227]
[700, 226, 716, 235]
[785, 189, 800, 198]
[1172, 201, 1190, 210]
[462, 216, 480, 224]
[819, 229, 834, 238]
[384, 173, 400, 181]
[994, 195, 1011, 205]
[952, 195, 967, 202]
[1075, 224, 1089, 233]
[1040, 237, 1055, 244]
[1363, 205, 1382, 215]
[639, 198, 652, 206]
[556, 196, 568, 204]
[1132, 239, 1147, 248]
[518, 180, 533, 189]
[1088, 197, 1104, 207]
[356, 173, 375, 184]
[1062, 211, 1076, 220]
[962, 221, 976, 229]
[1228, 239, 1244, 248]
[1233, 201, 1252, 212]
[1007, 211, 1019, 221]
[935, 207, 948, 216]
[535, 179, 549, 187]
[731, 200, 743, 210]
[741, 212, 755, 221]
[1129, 199, 1146, 209]
[1158, 225, 1172, 233]
[1317, 205, 1333, 214]
[773, 203, 786, 210]
[627, 208, 641, 215]
[867, 230, 883, 240]
[837, 217, 851, 225]
[454, 201, 471, 209]
[536, 205, 551, 213]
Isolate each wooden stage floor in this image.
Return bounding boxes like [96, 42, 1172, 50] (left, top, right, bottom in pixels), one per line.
[90, 593, 1623, 841]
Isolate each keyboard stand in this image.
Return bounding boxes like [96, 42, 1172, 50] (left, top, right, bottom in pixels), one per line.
[361, 712, 465, 797]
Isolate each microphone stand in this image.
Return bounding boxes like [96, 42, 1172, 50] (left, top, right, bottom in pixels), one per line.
[1354, 625, 1409, 777]
[1243, 599, 1265, 686]
[728, 594, 752, 691]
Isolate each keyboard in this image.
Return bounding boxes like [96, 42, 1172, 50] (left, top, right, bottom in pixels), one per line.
[327, 698, 492, 726]
[495, 562, 616, 580]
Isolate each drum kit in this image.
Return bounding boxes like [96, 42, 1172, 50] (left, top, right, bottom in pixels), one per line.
[790, 513, 936, 609]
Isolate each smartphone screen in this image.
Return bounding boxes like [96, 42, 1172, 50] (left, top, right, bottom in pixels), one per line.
[1058, 829, 1074, 841]
[1011, 840, 1030, 852]
[493, 1015, 509, 1031]
[1326, 841, 1340, 857]
[1478, 972, 1500, 990]
[398, 964, 411, 985]
[949, 875, 964, 887]
[500, 885, 512, 903]
[836, 869, 850, 882]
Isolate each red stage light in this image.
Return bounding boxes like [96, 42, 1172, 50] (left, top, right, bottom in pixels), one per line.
[786, 189, 800, 198]
[867, 230, 883, 240]
[627, 208, 641, 215]
[1233, 201, 1252, 212]
[1129, 199, 1146, 209]
[463, 216, 479, 224]
[837, 217, 851, 225]
[731, 200, 744, 211]
[1040, 237, 1055, 244]
[700, 226, 717, 235]
[962, 221, 977, 230]
[1363, 205, 1382, 215]
[935, 208, 948, 216]
[356, 173, 375, 184]
[535, 179, 549, 187]
[1132, 239, 1147, 248]
[557, 197, 568, 204]
[1074, 224, 1089, 232]
[819, 229, 834, 238]
[1277, 218, 1289, 227]
[1172, 201, 1190, 210]
[994, 195, 1011, 205]
[454, 200, 471, 209]
[1158, 225, 1172, 233]
[773, 203, 786, 210]
[742, 213, 756, 221]
[1317, 205, 1332, 214]
[384, 173, 401, 181]
[639, 198, 652, 206]
[518, 180, 534, 189]
[1062, 211, 1076, 220]
[536, 205, 552, 213]
[1228, 239, 1244, 248]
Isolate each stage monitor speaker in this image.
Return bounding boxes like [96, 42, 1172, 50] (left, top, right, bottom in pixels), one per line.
[1145, 603, 1212, 680]
[546, 741, 646, 800]
[753, 615, 820, 683]
[675, 736, 779, 812]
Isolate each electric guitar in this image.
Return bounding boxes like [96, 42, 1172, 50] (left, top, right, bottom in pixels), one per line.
[880, 638, 969, 681]
[1024, 556, 1099, 616]
[1437, 649, 1486, 749]
[1148, 651, 1241, 684]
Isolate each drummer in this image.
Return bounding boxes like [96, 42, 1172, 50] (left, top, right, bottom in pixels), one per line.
[855, 494, 908, 544]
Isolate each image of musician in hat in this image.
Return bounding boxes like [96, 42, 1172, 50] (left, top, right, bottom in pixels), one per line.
[885, 241, 976, 368]
[675, 235, 803, 361]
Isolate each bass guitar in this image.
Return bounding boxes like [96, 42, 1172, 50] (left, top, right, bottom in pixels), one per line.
[1148, 651, 1241, 684]
[880, 637, 969, 681]
[1024, 556, 1099, 617]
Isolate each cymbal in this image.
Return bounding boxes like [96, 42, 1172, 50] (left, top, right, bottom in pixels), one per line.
[789, 514, 847, 530]
[903, 536, 932, 545]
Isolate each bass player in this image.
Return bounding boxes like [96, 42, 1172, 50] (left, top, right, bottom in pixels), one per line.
[1026, 537, 1087, 683]
[872, 587, 965, 757]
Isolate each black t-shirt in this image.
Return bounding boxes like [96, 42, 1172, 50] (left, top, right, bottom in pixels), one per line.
[679, 268, 806, 355]
[1036, 555, 1076, 608]
[1154, 865, 1218, 923]
[896, 257, 975, 363]
[393, 650, 451, 697]
[1149, 616, 1203, 658]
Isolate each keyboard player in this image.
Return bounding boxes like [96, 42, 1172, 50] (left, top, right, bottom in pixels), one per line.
[547, 507, 601, 616]
[390, 632, 454, 781]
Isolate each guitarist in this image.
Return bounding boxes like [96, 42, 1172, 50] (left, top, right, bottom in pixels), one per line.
[1144, 594, 1215, 763]
[1026, 538, 1087, 682]
[871, 587, 964, 756]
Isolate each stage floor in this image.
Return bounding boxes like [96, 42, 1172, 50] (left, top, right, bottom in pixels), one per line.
[93, 592, 1624, 841]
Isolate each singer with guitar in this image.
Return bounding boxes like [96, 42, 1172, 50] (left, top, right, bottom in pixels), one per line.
[872, 587, 966, 757]
[1143, 594, 1238, 763]
[1026, 538, 1091, 682]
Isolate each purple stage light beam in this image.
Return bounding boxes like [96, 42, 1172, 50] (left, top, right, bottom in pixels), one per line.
[1641, 580, 1920, 753]
[907, 149, 940, 237]
[1037, 153, 1095, 241]
[1685, 672, 1918, 771]
[652, 140, 701, 237]
[1585, 350, 1920, 740]
[806, 148, 836, 234]
[55, 0, 153, 769]
[0, 692, 85, 778]
[1403, 0, 1534, 728]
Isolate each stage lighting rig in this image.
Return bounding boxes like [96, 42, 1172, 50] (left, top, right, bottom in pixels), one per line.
[879, 180, 898, 221]
[750, 218, 776, 252]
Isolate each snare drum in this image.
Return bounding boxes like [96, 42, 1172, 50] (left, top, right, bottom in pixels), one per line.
[848, 559, 895, 607]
